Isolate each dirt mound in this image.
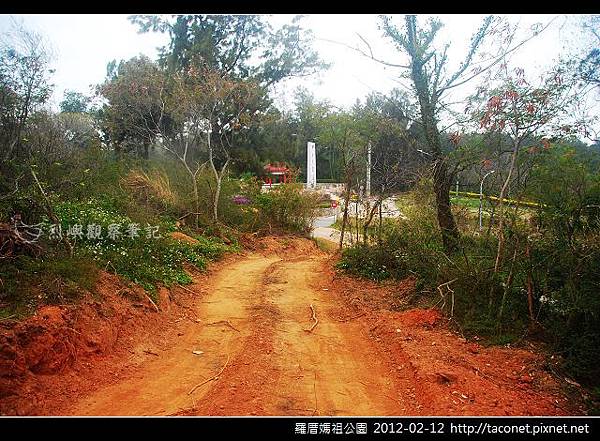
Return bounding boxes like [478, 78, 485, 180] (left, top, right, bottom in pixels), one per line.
[322, 261, 585, 415]
[321, 261, 416, 312]
[169, 231, 199, 245]
[0, 305, 76, 402]
[367, 314, 578, 415]
[0, 270, 168, 415]
[391, 308, 442, 327]
[242, 235, 324, 259]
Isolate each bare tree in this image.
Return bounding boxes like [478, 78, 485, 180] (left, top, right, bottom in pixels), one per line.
[475, 64, 581, 272]
[335, 14, 555, 250]
[150, 67, 264, 225]
[183, 68, 263, 223]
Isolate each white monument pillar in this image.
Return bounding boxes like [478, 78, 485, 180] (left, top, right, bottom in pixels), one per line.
[307, 141, 316, 189]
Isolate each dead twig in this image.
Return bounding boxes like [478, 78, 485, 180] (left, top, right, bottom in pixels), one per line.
[188, 354, 230, 395]
[304, 304, 319, 333]
[66, 327, 82, 336]
[144, 293, 160, 313]
[30, 168, 73, 256]
[0, 314, 17, 322]
[104, 260, 117, 274]
[177, 212, 204, 221]
[436, 278, 458, 315]
[176, 284, 199, 296]
[144, 349, 159, 356]
[205, 320, 240, 332]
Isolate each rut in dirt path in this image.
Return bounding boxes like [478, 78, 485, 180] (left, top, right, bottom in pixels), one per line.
[67, 253, 412, 416]
[192, 256, 413, 416]
[69, 255, 279, 416]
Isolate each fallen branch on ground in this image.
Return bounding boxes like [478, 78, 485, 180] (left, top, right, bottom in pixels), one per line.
[436, 278, 458, 316]
[304, 304, 319, 333]
[0, 223, 43, 259]
[144, 293, 160, 313]
[188, 354, 230, 395]
[104, 260, 117, 274]
[177, 212, 204, 221]
[176, 284, 199, 296]
[205, 320, 240, 332]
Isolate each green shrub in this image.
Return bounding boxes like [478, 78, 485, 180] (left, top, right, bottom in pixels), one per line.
[253, 184, 320, 234]
[338, 173, 600, 387]
[47, 199, 232, 297]
[0, 253, 100, 317]
[220, 181, 320, 234]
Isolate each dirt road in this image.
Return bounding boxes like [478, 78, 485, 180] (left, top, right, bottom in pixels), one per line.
[4, 237, 578, 416]
[68, 252, 408, 416]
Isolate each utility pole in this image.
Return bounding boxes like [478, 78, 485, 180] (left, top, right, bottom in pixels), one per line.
[366, 142, 372, 198]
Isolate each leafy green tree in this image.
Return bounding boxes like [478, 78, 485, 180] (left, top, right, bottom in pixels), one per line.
[356, 90, 419, 193]
[97, 56, 168, 158]
[0, 22, 54, 161]
[317, 109, 367, 248]
[59, 90, 90, 114]
[528, 145, 600, 244]
[352, 90, 423, 242]
[291, 88, 339, 180]
[228, 106, 300, 176]
[129, 14, 324, 87]
[129, 15, 326, 172]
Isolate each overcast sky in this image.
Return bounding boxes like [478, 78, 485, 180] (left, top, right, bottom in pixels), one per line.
[0, 14, 596, 116]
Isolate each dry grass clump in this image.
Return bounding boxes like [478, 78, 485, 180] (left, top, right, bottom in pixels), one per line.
[121, 168, 177, 209]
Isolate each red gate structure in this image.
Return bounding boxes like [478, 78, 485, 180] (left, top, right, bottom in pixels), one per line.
[263, 162, 293, 187]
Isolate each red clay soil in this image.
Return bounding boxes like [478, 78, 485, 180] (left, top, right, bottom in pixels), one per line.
[319, 262, 587, 415]
[0, 254, 237, 415]
[0, 236, 587, 416]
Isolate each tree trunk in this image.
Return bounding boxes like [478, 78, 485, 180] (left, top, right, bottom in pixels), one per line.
[207, 127, 223, 224]
[525, 239, 535, 323]
[494, 138, 521, 272]
[433, 160, 460, 251]
[378, 202, 383, 244]
[339, 182, 351, 250]
[497, 244, 518, 325]
[192, 177, 200, 228]
[212, 163, 229, 224]
[486, 201, 497, 238]
[355, 197, 360, 244]
[406, 23, 460, 251]
[363, 199, 381, 244]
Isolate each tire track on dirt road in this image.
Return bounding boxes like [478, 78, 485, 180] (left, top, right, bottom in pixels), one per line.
[191, 255, 415, 416]
[67, 254, 279, 416]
